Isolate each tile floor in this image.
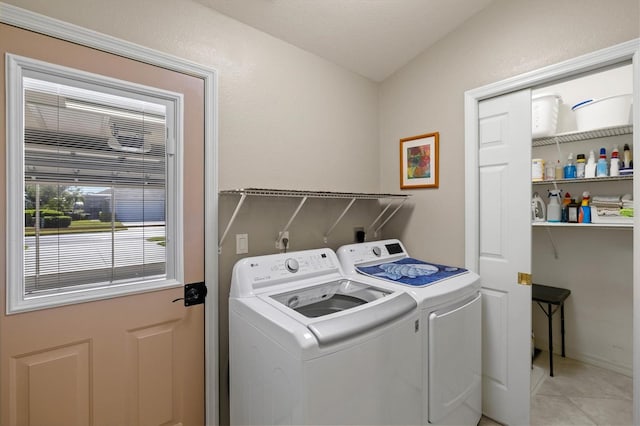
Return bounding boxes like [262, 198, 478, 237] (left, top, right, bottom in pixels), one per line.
[478, 350, 633, 425]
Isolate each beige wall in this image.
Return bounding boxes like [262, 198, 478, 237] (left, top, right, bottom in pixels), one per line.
[4, 1, 382, 423]
[380, 0, 640, 263]
[5, 0, 380, 193]
[5, 0, 640, 423]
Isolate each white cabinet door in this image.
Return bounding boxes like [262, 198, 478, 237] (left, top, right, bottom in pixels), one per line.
[477, 90, 532, 425]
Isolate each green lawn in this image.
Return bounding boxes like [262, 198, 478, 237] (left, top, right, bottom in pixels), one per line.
[146, 236, 166, 247]
[25, 220, 127, 236]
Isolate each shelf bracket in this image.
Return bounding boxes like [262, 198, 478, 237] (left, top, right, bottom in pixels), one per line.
[276, 196, 308, 244]
[323, 197, 357, 243]
[373, 198, 409, 238]
[218, 193, 247, 254]
[368, 202, 393, 231]
[219, 188, 410, 251]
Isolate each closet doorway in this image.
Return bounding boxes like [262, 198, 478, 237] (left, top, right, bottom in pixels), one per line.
[465, 39, 639, 425]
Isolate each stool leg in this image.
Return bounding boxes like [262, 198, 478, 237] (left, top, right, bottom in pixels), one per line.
[548, 303, 554, 377]
[561, 303, 566, 358]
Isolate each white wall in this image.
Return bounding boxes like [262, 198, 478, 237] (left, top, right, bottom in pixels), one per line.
[380, 0, 639, 265]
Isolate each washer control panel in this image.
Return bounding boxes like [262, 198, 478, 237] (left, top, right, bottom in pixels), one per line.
[245, 250, 338, 285]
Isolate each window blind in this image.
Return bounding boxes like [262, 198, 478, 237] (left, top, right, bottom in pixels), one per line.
[23, 77, 168, 295]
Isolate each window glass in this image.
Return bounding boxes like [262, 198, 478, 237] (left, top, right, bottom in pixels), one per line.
[7, 55, 181, 312]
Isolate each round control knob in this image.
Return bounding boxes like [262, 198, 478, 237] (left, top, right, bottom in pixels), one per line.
[372, 246, 382, 256]
[285, 258, 299, 273]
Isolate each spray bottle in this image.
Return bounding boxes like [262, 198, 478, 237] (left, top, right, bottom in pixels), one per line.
[547, 189, 562, 222]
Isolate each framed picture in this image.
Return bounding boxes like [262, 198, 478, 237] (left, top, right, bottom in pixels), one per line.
[400, 132, 439, 189]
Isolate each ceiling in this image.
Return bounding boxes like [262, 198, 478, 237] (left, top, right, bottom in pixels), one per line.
[196, 0, 495, 81]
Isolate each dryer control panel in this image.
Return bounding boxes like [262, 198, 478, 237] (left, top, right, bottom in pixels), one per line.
[337, 239, 408, 269]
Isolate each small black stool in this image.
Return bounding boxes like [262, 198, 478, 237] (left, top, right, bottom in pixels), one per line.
[532, 283, 571, 377]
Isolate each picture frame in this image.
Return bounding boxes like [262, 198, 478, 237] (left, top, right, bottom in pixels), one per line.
[400, 132, 439, 189]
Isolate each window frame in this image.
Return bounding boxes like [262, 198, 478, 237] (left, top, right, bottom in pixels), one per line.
[6, 53, 184, 314]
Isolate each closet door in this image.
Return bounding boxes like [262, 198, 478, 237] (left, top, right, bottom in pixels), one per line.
[477, 90, 532, 425]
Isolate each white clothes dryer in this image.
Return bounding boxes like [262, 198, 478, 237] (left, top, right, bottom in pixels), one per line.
[229, 248, 423, 425]
[337, 239, 482, 426]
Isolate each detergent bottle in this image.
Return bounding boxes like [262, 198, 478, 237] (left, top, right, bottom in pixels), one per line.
[531, 192, 546, 222]
[547, 189, 562, 222]
[578, 191, 591, 223]
[610, 146, 620, 177]
[596, 147, 608, 177]
[564, 153, 577, 179]
[585, 150, 597, 178]
[576, 154, 586, 178]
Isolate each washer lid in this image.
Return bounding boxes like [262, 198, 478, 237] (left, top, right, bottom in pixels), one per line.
[269, 279, 417, 346]
[270, 279, 391, 317]
[307, 292, 416, 346]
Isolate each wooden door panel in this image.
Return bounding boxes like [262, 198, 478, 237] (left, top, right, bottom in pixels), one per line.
[0, 23, 205, 426]
[11, 341, 91, 426]
[127, 321, 180, 425]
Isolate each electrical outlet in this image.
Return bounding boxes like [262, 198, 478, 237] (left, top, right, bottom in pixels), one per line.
[276, 231, 290, 250]
[354, 227, 365, 243]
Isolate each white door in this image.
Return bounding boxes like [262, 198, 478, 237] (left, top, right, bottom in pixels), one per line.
[477, 90, 532, 425]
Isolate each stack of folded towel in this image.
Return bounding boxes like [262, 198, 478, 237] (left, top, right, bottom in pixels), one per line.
[621, 195, 634, 217]
[591, 194, 633, 217]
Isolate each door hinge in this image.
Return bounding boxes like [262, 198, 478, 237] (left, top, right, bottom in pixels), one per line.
[172, 282, 207, 306]
[517, 272, 532, 286]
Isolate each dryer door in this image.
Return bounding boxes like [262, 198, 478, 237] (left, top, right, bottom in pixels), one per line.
[428, 294, 482, 425]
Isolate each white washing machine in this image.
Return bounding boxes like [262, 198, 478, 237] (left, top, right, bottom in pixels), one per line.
[229, 248, 423, 425]
[337, 239, 482, 426]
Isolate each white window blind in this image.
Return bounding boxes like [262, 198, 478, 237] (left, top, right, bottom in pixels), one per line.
[7, 54, 183, 313]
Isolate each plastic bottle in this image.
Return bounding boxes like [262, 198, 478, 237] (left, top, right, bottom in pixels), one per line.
[531, 192, 546, 222]
[564, 153, 577, 179]
[623, 144, 632, 169]
[610, 146, 620, 177]
[596, 147, 608, 177]
[567, 198, 580, 223]
[576, 154, 586, 178]
[561, 192, 571, 222]
[547, 189, 562, 222]
[578, 191, 591, 223]
[585, 150, 596, 178]
[554, 160, 564, 180]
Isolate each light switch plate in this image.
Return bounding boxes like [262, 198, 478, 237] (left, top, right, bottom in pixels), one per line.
[236, 234, 248, 254]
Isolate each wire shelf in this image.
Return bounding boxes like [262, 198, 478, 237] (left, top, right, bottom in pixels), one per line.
[218, 188, 410, 252]
[219, 187, 409, 200]
[532, 125, 633, 147]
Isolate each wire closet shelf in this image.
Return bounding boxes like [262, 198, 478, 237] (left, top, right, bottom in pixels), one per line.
[218, 188, 410, 252]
